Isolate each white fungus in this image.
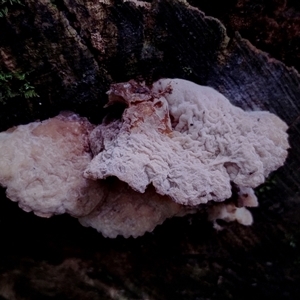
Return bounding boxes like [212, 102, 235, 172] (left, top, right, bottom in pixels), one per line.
[208, 203, 254, 231]
[0, 112, 103, 217]
[85, 79, 289, 208]
[0, 110, 194, 237]
[0, 79, 290, 237]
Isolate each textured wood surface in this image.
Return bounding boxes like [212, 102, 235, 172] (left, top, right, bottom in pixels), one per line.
[0, 0, 300, 299]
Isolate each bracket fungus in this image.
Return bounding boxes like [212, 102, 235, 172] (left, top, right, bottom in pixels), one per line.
[85, 79, 289, 205]
[78, 177, 194, 238]
[0, 79, 289, 237]
[0, 112, 104, 217]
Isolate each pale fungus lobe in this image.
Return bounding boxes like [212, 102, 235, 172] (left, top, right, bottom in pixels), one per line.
[79, 177, 195, 238]
[85, 79, 289, 209]
[0, 112, 104, 217]
[208, 203, 254, 231]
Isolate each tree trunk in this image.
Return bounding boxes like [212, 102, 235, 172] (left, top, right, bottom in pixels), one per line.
[0, 0, 300, 299]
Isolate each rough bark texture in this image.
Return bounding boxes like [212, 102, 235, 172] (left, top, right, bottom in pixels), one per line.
[190, 0, 300, 71]
[1, 0, 300, 299]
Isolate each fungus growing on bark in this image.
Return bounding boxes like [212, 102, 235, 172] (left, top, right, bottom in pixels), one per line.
[208, 203, 254, 231]
[0, 112, 103, 217]
[85, 79, 289, 208]
[0, 111, 194, 237]
[79, 177, 195, 238]
[0, 79, 289, 237]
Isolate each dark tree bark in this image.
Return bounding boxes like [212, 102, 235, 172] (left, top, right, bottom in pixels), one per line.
[0, 0, 300, 299]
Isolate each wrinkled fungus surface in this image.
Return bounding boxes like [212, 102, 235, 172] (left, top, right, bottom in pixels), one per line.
[0, 112, 103, 217]
[0, 79, 289, 237]
[85, 79, 289, 207]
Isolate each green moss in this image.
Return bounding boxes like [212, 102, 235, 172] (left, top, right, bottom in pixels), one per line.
[256, 175, 278, 196]
[0, 70, 39, 104]
[0, 0, 23, 17]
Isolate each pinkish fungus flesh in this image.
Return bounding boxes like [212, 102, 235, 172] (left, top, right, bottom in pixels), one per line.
[0, 112, 104, 217]
[0, 79, 289, 237]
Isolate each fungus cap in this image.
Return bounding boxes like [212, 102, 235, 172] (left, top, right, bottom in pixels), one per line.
[0, 112, 103, 217]
[85, 79, 289, 206]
